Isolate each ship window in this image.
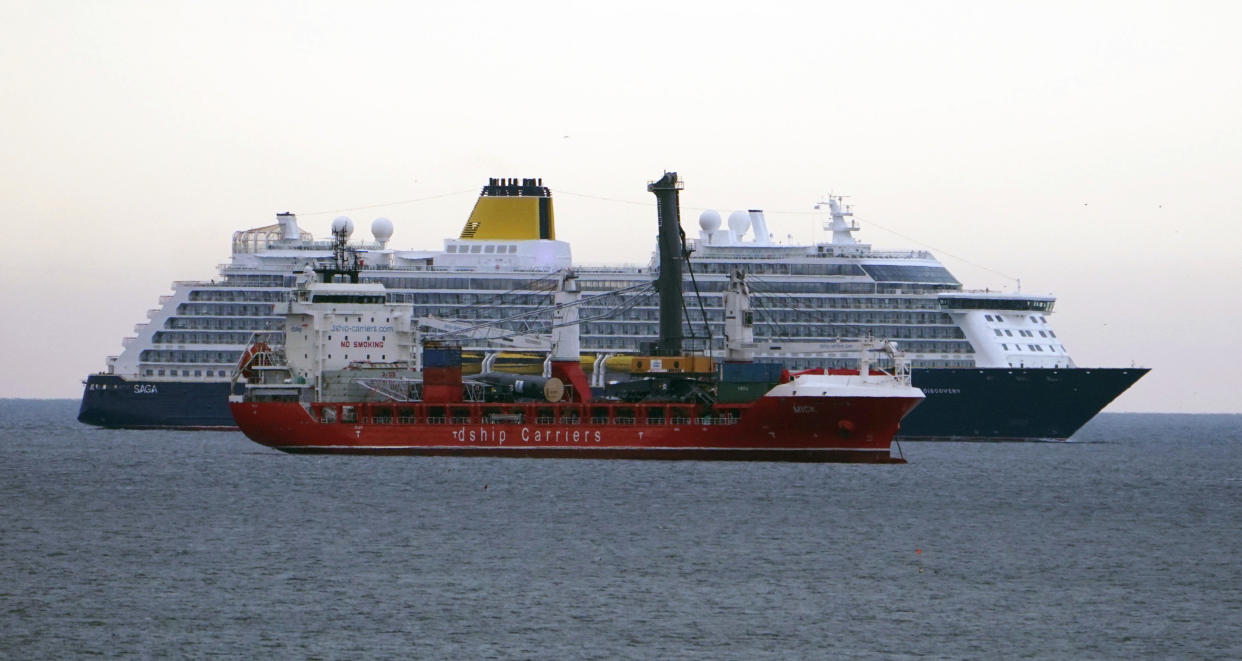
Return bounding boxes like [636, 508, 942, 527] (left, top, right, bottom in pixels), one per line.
[1049, 331, 1056, 338]
[993, 329, 1002, 336]
[1039, 331, 1047, 337]
[863, 264, 959, 284]
[1001, 344, 1008, 350]
[145, 369, 153, 376]
[485, 245, 496, 253]
[445, 245, 457, 253]
[195, 370, 202, 376]
[1004, 330, 1012, 336]
[158, 370, 165, 375]
[508, 245, 517, 253]
[470, 245, 481, 253]
[985, 314, 994, 321]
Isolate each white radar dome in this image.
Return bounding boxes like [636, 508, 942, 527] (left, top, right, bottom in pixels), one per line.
[698, 209, 721, 232]
[330, 216, 354, 238]
[371, 217, 393, 243]
[727, 210, 751, 235]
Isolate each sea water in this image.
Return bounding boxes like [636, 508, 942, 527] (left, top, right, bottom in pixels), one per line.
[2, 400, 1239, 659]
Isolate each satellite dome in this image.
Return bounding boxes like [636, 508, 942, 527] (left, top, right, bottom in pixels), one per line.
[698, 209, 721, 232]
[727, 210, 751, 235]
[371, 217, 393, 244]
[330, 216, 354, 238]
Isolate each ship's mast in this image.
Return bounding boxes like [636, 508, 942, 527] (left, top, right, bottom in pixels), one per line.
[820, 195, 859, 245]
[648, 172, 685, 357]
[723, 270, 755, 362]
[319, 220, 360, 283]
[550, 271, 581, 362]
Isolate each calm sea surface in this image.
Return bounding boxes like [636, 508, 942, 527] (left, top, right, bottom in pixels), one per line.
[2, 400, 1240, 659]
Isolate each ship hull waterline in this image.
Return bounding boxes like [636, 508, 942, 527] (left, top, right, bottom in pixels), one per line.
[228, 395, 921, 463]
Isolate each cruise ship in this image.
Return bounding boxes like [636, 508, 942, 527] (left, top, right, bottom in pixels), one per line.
[78, 177, 1147, 439]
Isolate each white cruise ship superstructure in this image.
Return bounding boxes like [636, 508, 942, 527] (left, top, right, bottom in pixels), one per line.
[79, 177, 1146, 438]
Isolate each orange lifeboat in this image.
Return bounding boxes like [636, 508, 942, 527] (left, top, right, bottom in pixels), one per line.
[237, 342, 273, 381]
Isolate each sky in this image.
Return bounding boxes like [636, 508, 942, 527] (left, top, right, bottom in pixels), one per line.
[1, 0, 1239, 412]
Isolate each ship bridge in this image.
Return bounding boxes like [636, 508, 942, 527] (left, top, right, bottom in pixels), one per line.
[937, 292, 1067, 368]
[937, 293, 1055, 312]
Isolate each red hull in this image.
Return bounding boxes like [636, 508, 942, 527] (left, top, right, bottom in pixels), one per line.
[229, 395, 920, 463]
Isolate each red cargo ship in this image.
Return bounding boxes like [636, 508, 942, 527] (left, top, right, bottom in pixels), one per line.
[230, 389, 919, 462]
[229, 173, 923, 462]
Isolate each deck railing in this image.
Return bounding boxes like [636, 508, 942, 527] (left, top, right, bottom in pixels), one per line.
[309, 400, 750, 428]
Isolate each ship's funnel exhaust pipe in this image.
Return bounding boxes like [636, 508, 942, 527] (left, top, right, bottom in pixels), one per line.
[648, 172, 685, 357]
[748, 209, 772, 245]
[276, 212, 300, 241]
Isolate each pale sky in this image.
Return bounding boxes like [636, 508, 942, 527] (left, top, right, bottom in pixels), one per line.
[2, 1, 1239, 412]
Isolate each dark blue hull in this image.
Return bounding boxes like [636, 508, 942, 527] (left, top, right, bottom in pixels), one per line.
[902, 367, 1149, 440]
[77, 374, 242, 429]
[77, 367, 1148, 439]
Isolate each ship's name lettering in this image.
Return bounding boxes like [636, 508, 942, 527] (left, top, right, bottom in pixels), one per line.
[921, 388, 961, 395]
[792, 406, 815, 414]
[452, 426, 602, 445]
[522, 427, 602, 444]
[133, 384, 159, 394]
[453, 427, 507, 444]
[329, 324, 394, 333]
